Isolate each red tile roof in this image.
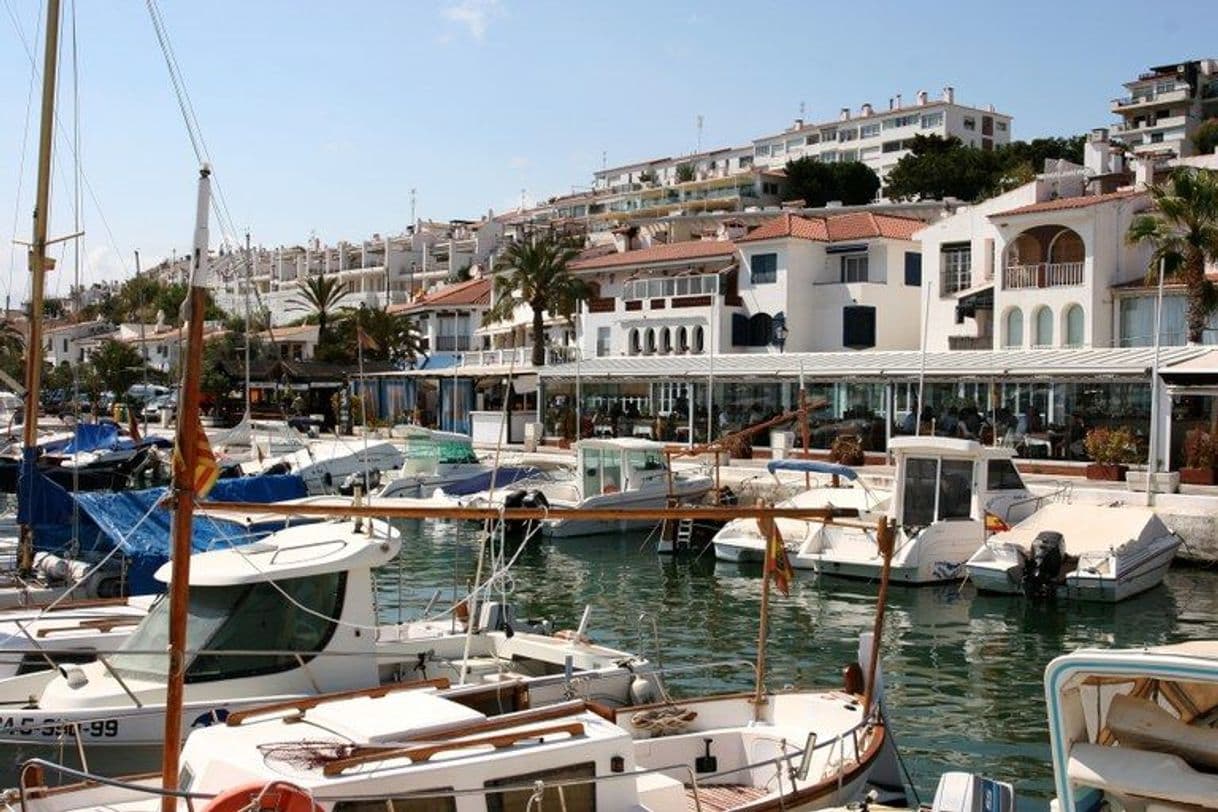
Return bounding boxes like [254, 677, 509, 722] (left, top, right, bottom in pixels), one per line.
[737, 212, 925, 243]
[567, 239, 736, 270]
[991, 189, 1146, 218]
[396, 277, 491, 312]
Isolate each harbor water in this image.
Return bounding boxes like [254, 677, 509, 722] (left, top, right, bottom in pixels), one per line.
[5, 517, 1218, 810]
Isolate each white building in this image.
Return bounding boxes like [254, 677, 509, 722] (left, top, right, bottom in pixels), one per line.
[751, 87, 1012, 188]
[43, 319, 118, 367]
[1111, 59, 1218, 166]
[115, 321, 227, 374]
[917, 169, 1159, 352]
[254, 324, 320, 362]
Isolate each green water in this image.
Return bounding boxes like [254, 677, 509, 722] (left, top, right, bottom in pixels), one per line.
[379, 518, 1218, 808]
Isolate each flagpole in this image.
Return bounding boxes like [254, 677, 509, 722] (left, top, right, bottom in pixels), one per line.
[160, 166, 212, 812]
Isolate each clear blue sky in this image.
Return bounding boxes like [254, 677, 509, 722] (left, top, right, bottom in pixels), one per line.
[2, 0, 1216, 305]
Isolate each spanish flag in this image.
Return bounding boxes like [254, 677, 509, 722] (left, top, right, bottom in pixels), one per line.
[758, 514, 795, 597]
[173, 416, 221, 498]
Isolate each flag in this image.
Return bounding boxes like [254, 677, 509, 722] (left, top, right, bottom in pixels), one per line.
[758, 514, 794, 597]
[173, 415, 221, 498]
[357, 327, 379, 351]
[128, 407, 142, 444]
[984, 512, 1010, 534]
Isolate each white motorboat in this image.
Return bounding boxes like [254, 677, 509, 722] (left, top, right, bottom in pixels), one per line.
[714, 461, 888, 563]
[376, 427, 489, 498]
[14, 647, 888, 812]
[963, 503, 1180, 602]
[715, 438, 1042, 584]
[450, 439, 713, 538]
[244, 438, 404, 495]
[0, 552, 128, 611]
[1044, 641, 1218, 811]
[0, 595, 156, 679]
[0, 519, 654, 750]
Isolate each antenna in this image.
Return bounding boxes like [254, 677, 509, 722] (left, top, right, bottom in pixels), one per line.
[799, 101, 806, 119]
[696, 114, 703, 153]
[410, 187, 417, 228]
[602, 150, 607, 170]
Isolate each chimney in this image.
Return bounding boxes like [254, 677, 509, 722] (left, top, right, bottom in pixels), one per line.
[793, 118, 804, 130]
[943, 86, 955, 104]
[840, 107, 850, 121]
[888, 97, 894, 111]
[916, 90, 928, 106]
[895, 93, 903, 108]
[861, 103, 873, 117]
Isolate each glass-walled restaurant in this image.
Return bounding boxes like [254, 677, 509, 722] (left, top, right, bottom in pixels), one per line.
[537, 348, 1214, 466]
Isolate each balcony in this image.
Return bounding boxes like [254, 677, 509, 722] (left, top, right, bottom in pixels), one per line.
[454, 345, 575, 369]
[948, 335, 992, 351]
[1002, 262, 1084, 290]
[1111, 86, 1190, 110]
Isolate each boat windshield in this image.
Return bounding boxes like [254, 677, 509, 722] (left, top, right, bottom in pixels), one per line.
[109, 572, 345, 683]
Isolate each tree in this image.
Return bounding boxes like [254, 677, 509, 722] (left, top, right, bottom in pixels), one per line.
[676, 163, 695, 183]
[1127, 167, 1218, 344]
[783, 157, 880, 207]
[290, 273, 350, 348]
[88, 339, 146, 400]
[485, 231, 586, 366]
[344, 305, 425, 366]
[1194, 118, 1218, 157]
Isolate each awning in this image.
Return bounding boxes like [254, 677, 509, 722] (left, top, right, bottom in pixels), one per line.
[955, 285, 994, 324]
[1161, 348, 1218, 393]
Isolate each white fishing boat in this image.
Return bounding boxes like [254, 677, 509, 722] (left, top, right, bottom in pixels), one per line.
[244, 438, 404, 495]
[714, 461, 886, 563]
[963, 503, 1180, 602]
[449, 439, 713, 538]
[0, 518, 655, 750]
[0, 595, 155, 679]
[1044, 641, 1218, 811]
[376, 427, 489, 498]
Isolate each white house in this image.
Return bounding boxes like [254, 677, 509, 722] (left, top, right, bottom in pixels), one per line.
[254, 323, 320, 362]
[43, 319, 118, 367]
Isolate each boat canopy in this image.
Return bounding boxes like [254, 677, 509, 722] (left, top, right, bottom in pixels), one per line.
[766, 459, 859, 481]
[441, 466, 544, 496]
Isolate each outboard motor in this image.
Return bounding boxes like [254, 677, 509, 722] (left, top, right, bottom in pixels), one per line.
[339, 469, 381, 496]
[930, 772, 1014, 811]
[501, 490, 548, 536]
[1020, 530, 1065, 598]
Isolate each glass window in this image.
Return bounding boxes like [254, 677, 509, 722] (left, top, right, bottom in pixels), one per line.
[1065, 304, 1084, 347]
[901, 457, 938, 527]
[787, 137, 802, 151]
[582, 448, 602, 496]
[805, 133, 820, 145]
[596, 326, 610, 357]
[941, 244, 972, 293]
[963, 117, 976, 130]
[645, 328, 656, 354]
[938, 459, 974, 520]
[860, 123, 881, 139]
[1004, 308, 1023, 348]
[838, 128, 857, 142]
[756, 144, 770, 157]
[921, 112, 944, 128]
[987, 459, 1025, 491]
[693, 325, 705, 354]
[628, 449, 664, 472]
[486, 763, 596, 812]
[601, 449, 621, 493]
[750, 253, 778, 284]
[1034, 306, 1053, 347]
[841, 254, 869, 283]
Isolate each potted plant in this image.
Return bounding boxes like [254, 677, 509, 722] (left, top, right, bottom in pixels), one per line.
[830, 434, 866, 467]
[1181, 427, 1217, 485]
[1083, 426, 1136, 481]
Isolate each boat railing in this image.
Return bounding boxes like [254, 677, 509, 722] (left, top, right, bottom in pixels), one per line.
[13, 717, 878, 811]
[1000, 479, 1074, 523]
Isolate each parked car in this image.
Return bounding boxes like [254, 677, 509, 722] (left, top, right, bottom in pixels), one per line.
[143, 393, 177, 423]
[125, 383, 170, 408]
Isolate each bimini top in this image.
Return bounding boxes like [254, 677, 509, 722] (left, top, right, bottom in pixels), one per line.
[766, 459, 859, 481]
[154, 520, 400, 587]
[888, 436, 1015, 459]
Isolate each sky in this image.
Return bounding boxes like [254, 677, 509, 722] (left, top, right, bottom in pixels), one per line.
[2, 0, 1217, 305]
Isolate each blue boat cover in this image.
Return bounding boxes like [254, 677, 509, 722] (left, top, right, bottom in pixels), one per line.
[61, 423, 122, 454]
[766, 459, 859, 481]
[442, 466, 544, 496]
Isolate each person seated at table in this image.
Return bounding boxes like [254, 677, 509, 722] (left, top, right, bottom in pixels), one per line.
[959, 406, 982, 439]
[938, 407, 960, 436]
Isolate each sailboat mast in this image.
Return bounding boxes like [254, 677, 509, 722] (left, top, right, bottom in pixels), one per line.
[159, 166, 212, 810]
[243, 230, 252, 419]
[18, 0, 62, 572]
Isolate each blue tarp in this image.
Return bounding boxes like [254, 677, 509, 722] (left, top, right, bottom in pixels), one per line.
[442, 466, 543, 496]
[766, 459, 859, 481]
[63, 474, 309, 594]
[62, 423, 122, 454]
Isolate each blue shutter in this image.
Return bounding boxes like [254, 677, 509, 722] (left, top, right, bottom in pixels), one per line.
[904, 252, 922, 286]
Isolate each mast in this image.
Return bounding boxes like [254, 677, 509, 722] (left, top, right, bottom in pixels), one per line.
[243, 230, 252, 420]
[159, 166, 212, 811]
[18, 0, 62, 573]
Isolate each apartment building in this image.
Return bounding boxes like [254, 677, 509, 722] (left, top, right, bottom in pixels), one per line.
[1111, 59, 1218, 165]
[751, 87, 1012, 188]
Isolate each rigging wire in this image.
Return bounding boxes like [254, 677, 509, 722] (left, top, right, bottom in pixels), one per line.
[2, 0, 42, 308]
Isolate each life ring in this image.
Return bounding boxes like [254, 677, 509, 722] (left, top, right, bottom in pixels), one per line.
[204, 781, 322, 812]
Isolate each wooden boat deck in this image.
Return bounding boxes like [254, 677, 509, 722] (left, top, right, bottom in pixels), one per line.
[685, 783, 769, 810]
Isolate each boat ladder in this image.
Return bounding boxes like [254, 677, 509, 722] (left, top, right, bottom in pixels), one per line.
[675, 518, 695, 551]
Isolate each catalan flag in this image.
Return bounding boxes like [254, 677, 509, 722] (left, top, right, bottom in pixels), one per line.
[173, 415, 221, 498]
[357, 326, 379, 351]
[758, 514, 794, 597]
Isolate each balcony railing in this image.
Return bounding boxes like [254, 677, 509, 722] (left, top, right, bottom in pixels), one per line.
[1003, 262, 1084, 290]
[948, 335, 993, 351]
[454, 345, 576, 368]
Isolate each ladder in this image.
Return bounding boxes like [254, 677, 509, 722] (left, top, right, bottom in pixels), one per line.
[675, 518, 695, 551]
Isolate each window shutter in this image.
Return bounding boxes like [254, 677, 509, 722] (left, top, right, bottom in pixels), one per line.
[843, 305, 876, 349]
[904, 252, 922, 286]
[731, 313, 748, 346]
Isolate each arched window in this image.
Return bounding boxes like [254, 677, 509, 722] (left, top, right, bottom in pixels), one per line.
[1004, 308, 1023, 348]
[1034, 306, 1053, 347]
[628, 328, 640, 356]
[676, 326, 689, 354]
[693, 325, 705, 354]
[1064, 304, 1084, 348]
[748, 313, 773, 347]
[645, 328, 656, 355]
[660, 327, 672, 354]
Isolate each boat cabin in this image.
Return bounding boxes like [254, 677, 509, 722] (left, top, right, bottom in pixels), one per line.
[888, 437, 1033, 531]
[575, 438, 669, 497]
[398, 427, 480, 476]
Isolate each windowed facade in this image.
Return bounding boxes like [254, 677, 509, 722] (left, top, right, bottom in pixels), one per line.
[1034, 306, 1053, 347]
[840, 254, 870, 283]
[860, 123, 881, 139]
[1064, 304, 1085, 348]
[750, 253, 778, 284]
[1004, 308, 1023, 348]
[1119, 295, 1218, 347]
[921, 112, 944, 128]
[941, 244, 972, 293]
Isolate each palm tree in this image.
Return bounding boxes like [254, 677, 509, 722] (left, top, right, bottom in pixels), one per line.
[0, 318, 25, 358]
[342, 304, 426, 366]
[1128, 167, 1218, 344]
[291, 273, 350, 348]
[483, 230, 586, 366]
